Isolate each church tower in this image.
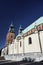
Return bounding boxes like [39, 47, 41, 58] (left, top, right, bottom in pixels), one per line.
[6, 23, 15, 45]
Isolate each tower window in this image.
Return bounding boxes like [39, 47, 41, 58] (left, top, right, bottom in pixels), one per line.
[20, 41, 22, 47]
[28, 37, 32, 44]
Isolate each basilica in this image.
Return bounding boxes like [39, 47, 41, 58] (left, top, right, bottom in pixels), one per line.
[1, 16, 43, 61]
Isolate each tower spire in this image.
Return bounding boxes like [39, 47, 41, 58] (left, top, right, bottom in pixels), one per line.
[8, 22, 14, 33]
[10, 22, 13, 27]
[18, 25, 23, 34]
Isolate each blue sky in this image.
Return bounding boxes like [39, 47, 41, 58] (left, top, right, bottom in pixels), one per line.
[0, 0, 43, 49]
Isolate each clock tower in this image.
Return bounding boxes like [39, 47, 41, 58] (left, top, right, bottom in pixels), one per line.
[6, 23, 15, 45]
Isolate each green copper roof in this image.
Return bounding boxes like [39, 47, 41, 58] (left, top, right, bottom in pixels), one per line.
[23, 16, 43, 34]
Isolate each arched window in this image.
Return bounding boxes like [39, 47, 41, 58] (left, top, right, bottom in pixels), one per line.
[28, 37, 32, 44]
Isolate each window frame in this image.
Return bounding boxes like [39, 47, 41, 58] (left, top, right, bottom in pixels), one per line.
[28, 37, 32, 44]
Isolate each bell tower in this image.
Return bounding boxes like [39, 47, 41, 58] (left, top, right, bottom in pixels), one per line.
[6, 23, 15, 45]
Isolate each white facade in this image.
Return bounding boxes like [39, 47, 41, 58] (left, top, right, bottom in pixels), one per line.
[17, 37, 23, 54]
[23, 32, 41, 53]
[1, 16, 43, 56]
[40, 31, 43, 51]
